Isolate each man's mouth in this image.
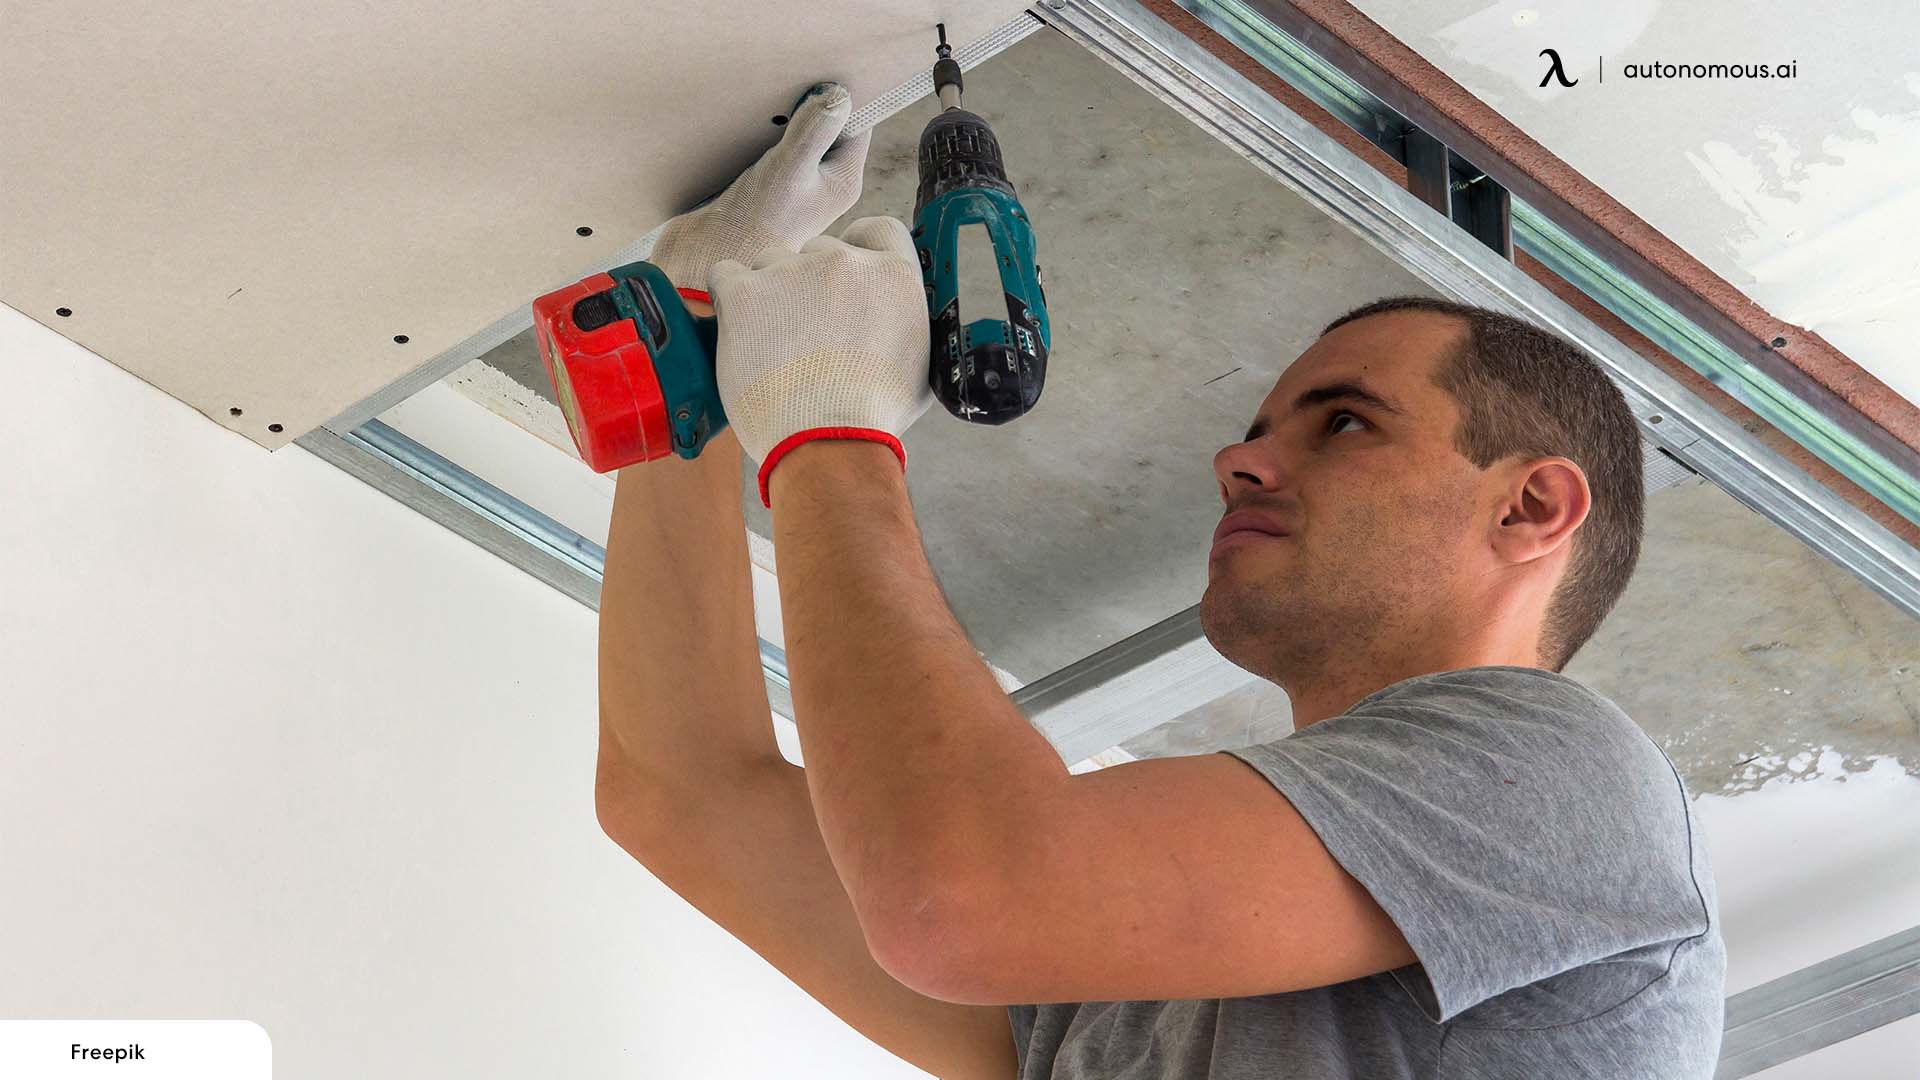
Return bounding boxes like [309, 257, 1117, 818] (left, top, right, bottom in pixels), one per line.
[1209, 529, 1286, 560]
[1212, 510, 1291, 546]
[1210, 509, 1291, 559]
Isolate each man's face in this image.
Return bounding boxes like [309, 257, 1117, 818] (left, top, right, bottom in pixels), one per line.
[1199, 310, 1492, 686]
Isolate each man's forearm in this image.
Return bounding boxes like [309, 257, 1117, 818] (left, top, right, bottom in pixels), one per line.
[766, 440, 1068, 923]
[599, 429, 783, 791]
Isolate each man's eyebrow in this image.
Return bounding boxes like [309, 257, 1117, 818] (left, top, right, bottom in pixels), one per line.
[1240, 381, 1406, 443]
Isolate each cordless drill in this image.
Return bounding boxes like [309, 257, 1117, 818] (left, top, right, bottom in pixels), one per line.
[912, 23, 1051, 424]
[533, 27, 1050, 472]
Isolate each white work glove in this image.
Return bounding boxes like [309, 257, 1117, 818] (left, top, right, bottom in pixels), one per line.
[709, 216, 934, 506]
[648, 82, 872, 293]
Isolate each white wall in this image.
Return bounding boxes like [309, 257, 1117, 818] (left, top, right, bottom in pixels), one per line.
[0, 304, 925, 1079]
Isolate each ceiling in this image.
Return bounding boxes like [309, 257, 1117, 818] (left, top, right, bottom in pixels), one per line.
[20, 0, 1905, 764]
[1348, 0, 1920, 408]
[0, 2, 1027, 447]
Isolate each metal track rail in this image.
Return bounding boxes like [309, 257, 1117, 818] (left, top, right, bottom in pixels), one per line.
[1718, 926, 1920, 1077]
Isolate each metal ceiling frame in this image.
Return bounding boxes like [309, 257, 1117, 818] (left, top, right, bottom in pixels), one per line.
[297, 415, 1206, 765]
[1717, 926, 1920, 1078]
[1037, 0, 1919, 623]
[302, 0, 1920, 1069]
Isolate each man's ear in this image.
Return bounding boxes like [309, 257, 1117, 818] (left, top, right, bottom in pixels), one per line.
[1491, 457, 1590, 567]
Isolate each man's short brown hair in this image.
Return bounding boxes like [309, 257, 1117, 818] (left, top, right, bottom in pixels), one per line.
[1322, 297, 1645, 669]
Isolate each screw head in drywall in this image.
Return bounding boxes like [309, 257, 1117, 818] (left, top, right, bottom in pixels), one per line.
[576, 226, 593, 237]
[1770, 336, 1788, 348]
[229, 407, 243, 417]
[55, 307, 72, 317]
[393, 334, 409, 344]
[268, 423, 284, 433]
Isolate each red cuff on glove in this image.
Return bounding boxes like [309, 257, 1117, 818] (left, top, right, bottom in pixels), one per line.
[757, 427, 906, 507]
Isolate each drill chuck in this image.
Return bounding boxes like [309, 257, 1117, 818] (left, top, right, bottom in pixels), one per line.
[933, 58, 964, 110]
[914, 109, 1014, 212]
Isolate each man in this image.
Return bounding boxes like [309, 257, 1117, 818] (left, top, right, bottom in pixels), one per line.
[594, 84, 1724, 1078]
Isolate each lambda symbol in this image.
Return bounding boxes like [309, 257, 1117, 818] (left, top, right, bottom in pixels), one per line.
[1539, 48, 1578, 87]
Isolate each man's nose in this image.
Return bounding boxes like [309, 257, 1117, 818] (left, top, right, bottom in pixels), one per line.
[1213, 438, 1285, 504]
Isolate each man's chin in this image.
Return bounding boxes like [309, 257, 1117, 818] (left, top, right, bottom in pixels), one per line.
[1199, 582, 1263, 660]
[1199, 578, 1313, 680]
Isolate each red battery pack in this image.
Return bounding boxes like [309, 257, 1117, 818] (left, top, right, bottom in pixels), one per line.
[531, 273, 709, 473]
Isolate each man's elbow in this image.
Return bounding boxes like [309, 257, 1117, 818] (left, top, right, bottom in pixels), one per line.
[593, 731, 676, 857]
[594, 784, 638, 848]
[861, 875, 1018, 1004]
[593, 770, 651, 856]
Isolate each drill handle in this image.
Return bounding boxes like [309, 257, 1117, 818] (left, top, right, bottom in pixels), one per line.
[913, 190, 1050, 425]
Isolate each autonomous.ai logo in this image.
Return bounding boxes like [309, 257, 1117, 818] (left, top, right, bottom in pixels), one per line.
[1538, 48, 1577, 87]
[1535, 47, 1798, 87]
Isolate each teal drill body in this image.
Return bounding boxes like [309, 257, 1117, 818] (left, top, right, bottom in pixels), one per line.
[911, 26, 1050, 424]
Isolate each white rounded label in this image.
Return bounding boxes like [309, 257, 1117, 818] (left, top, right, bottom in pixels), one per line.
[0, 1021, 269, 1078]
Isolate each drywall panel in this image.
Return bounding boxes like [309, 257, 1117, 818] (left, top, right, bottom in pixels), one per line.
[0, 2, 1027, 449]
[1346, 0, 1920, 409]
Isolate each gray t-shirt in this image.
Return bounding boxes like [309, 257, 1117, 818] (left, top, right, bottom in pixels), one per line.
[1009, 667, 1724, 1078]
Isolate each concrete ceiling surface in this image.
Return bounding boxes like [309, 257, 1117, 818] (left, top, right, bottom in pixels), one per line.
[1347, 0, 1920, 408]
[749, 27, 1440, 679]
[458, 27, 1441, 678]
[0, 2, 1023, 448]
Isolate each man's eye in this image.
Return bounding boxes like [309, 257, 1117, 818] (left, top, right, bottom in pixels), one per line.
[1327, 411, 1367, 435]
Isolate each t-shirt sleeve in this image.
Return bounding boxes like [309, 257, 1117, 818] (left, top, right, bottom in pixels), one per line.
[1225, 668, 1712, 1024]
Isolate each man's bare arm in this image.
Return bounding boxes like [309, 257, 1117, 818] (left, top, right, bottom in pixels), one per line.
[594, 428, 1016, 1079]
[765, 440, 1414, 1006]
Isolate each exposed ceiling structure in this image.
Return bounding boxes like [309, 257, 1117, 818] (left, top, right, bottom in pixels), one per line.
[0, 1, 1029, 447]
[408, 21, 1919, 794]
[471, 23, 1452, 675]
